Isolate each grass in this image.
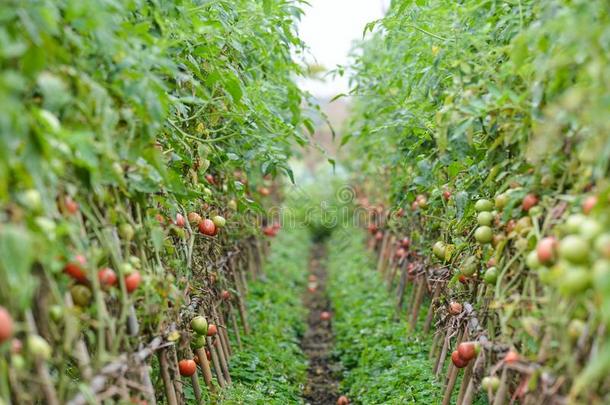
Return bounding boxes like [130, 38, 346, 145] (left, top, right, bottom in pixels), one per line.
[210, 226, 310, 404]
[326, 226, 444, 404]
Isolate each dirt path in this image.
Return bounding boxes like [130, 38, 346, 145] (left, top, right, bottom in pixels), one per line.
[302, 244, 340, 404]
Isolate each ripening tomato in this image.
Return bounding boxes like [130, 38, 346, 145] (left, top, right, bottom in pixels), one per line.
[536, 237, 557, 265]
[433, 241, 446, 260]
[188, 212, 202, 225]
[400, 237, 410, 248]
[582, 195, 597, 215]
[259, 186, 270, 196]
[198, 219, 217, 236]
[320, 311, 332, 321]
[221, 290, 231, 301]
[337, 395, 349, 405]
[449, 302, 462, 315]
[504, 350, 519, 363]
[443, 190, 452, 201]
[125, 271, 142, 293]
[367, 223, 378, 235]
[175, 213, 186, 228]
[522, 194, 538, 211]
[178, 359, 197, 377]
[205, 174, 215, 185]
[0, 306, 14, 343]
[374, 231, 384, 241]
[98, 267, 118, 287]
[207, 324, 218, 337]
[64, 196, 79, 215]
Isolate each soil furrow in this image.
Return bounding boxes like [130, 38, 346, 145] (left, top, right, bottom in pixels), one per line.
[302, 244, 340, 404]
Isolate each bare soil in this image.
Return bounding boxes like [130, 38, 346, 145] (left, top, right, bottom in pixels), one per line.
[301, 244, 341, 405]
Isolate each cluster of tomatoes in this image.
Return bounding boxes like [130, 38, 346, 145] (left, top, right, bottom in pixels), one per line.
[178, 315, 219, 377]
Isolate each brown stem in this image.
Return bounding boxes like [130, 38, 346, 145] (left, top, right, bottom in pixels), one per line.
[424, 283, 441, 334]
[441, 365, 459, 405]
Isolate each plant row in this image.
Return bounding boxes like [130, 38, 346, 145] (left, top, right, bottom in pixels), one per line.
[0, 0, 309, 403]
[345, 0, 610, 403]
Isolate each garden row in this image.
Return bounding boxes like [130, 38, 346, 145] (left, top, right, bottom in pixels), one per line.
[0, 0, 311, 403]
[344, 0, 610, 403]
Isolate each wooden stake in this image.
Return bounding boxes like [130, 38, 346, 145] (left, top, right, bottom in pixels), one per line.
[195, 347, 215, 392]
[207, 337, 226, 387]
[441, 365, 459, 405]
[158, 349, 178, 405]
[423, 283, 441, 334]
[492, 368, 509, 405]
[191, 374, 202, 404]
[410, 274, 427, 328]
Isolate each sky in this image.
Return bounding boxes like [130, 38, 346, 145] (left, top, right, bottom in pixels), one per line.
[297, 0, 390, 100]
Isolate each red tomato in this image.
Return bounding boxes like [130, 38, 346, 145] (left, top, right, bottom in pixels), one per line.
[582, 195, 597, 215]
[457, 342, 477, 361]
[175, 213, 185, 228]
[395, 247, 407, 259]
[449, 302, 463, 315]
[125, 271, 142, 293]
[64, 255, 88, 283]
[0, 306, 14, 343]
[536, 237, 557, 265]
[205, 174, 215, 185]
[259, 186, 270, 196]
[221, 290, 231, 301]
[443, 190, 452, 201]
[522, 194, 538, 211]
[207, 324, 218, 337]
[458, 274, 468, 284]
[411, 200, 419, 211]
[337, 396, 349, 405]
[367, 223, 378, 235]
[188, 212, 202, 225]
[64, 196, 79, 215]
[451, 350, 468, 368]
[504, 350, 519, 363]
[320, 311, 331, 321]
[198, 219, 217, 236]
[374, 231, 384, 241]
[98, 267, 118, 287]
[178, 359, 197, 377]
[400, 237, 410, 248]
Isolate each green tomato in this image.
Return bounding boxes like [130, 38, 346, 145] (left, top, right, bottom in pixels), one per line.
[484, 267, 498, 285]
[595, 233, 610, 259]
[28, 335, 52, 361]
[70, 285, 92, 307]
[49, 305, 63, 323]
[558, 266, 591, 296]
[526, 250, 540, 270]
[191, 316, 208, 335]
[477, 211, 494, 226]
[494, 194, 508, 210]
[461, 256, 478, 277]
[119, 223, 135, 241]
[432, 241, 446, 260]
[482, 376, 500, 392]
[191, 334, 206, 349]
[559, 235, 590, 264]
[593, 260, 610, 291]
[564, 214, 586, 235]
[475, 199, 493, 212]
[568, 319, 585, 340]
[212, 215, 226, 228]
[579, 219, 602, 241]
[474, 226, 493, 244]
